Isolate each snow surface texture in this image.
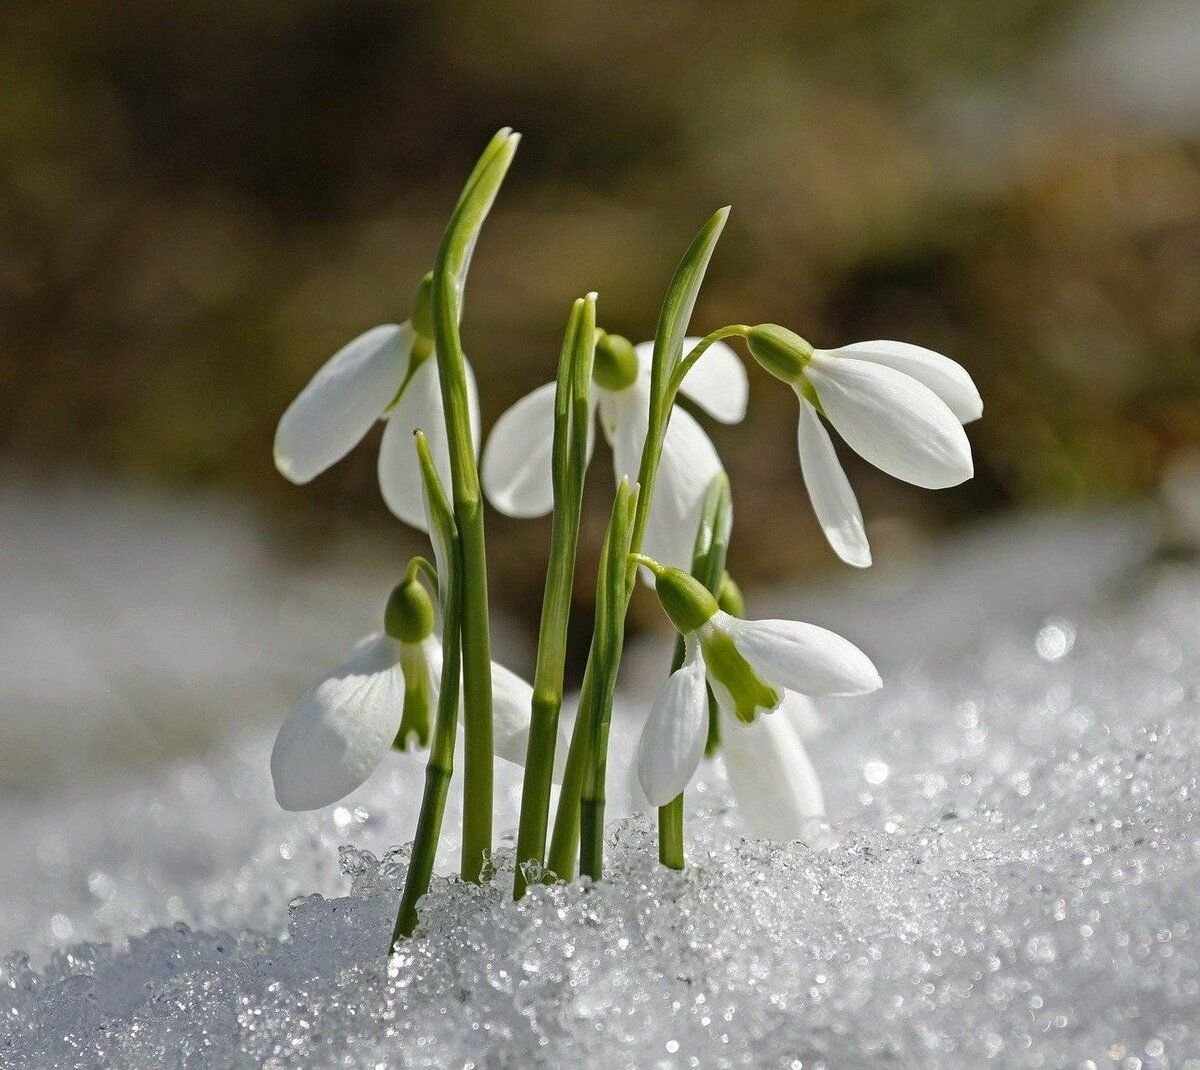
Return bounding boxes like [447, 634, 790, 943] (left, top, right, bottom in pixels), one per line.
[4, 503, 1200, 1068]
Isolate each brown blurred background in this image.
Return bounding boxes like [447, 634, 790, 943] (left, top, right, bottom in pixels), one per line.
[3, 0, 1199, 654]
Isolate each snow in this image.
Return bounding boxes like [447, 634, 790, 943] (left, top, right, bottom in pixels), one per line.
[3, 491, 1200, 1068]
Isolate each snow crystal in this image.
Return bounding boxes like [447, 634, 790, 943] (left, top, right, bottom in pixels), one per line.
[4, 508, 1200, 1067]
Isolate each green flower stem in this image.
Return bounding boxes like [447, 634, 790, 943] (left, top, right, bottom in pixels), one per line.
[429, 129, 520, 883]
[657, 472, 733, 869]
[550, 208, 732, 879]
[393, 433, 461, 945]
[405, 555, 440, 602]
[512, 294, 597, 899]
[669, 324, 751, 397]
[658, 797, 686, 869]
[580, 479, 638, 881]
[545, 649, 596, 880]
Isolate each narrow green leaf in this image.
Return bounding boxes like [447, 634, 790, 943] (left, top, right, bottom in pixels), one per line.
[512, 293, 598, 899]
[647, 206, 730, 413]
[436, 130, 521, 296]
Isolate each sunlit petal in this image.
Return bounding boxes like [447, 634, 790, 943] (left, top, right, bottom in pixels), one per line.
[275, 324, 411, 484]
[830, 340, 982, 423]
[481, 381, 557, 518]
[720, 612, 882, 696]
[270, 633, 403, 810]
[796, 398, 871, 568]
[636, 639, 709, 806]
[806, 353, 972, 489]
[677, 336, 748, 424]
[379, 355, 481, 530]
[721, 698, 825, 839]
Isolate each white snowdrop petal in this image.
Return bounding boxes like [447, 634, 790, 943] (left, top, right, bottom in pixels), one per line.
[379, 356, 481, 530]
[677, 336, 748, 424]
[270, 634, 403, 811]
[274, 324, 411, 484]
[806, 354, 973, 489]
[780, 688, 823, 738]
[831, 340, 982, 423]
[417, 634, 443, 713]
[600, 375, 650, 476]
[481, 381, 558, 518]
[642, 406, 726, 575]
[721, 699, 825, 840]
[633, 340, 656, 377]
[636, 642, 710, 806]
[489, 660, 569, 783]
[796, 399, 871, 568]
[722, 613, 882, 696]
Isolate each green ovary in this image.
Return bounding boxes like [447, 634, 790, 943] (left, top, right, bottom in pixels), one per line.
[393, 644, 432, 750]
[701, 630, 778, 724]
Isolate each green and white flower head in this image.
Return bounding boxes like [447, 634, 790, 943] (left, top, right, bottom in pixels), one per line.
[746, 324, 982, 569]
[633, 558, 881, 815]
[273, 273, 480, 531]
[270, 570, 544, 812]
[482, 331, 747, 572]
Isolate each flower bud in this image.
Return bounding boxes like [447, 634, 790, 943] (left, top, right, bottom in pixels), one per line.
[410, 271, 436, 341]
[746, 324, 813, 384]
[653, 565, 719, 635]
[592, 331, 639, 392]
[716, 571, 745, 617]
[384, 578, 435, 643]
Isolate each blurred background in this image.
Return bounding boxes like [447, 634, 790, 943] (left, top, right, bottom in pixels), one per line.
[2, 0, 1199, 793]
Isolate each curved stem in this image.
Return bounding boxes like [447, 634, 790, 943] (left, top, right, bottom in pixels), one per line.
[669, 325, 751, 397]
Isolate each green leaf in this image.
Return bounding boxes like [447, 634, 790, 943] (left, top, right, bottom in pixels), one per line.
[436, 129, 521, 296]
[413, 430, 457, 607]
[647, 206, 730, 414]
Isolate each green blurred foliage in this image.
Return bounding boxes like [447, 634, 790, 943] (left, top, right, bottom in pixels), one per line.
[2, 0, 1198, 623]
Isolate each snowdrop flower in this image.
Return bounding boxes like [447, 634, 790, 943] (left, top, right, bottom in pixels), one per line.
[273, 275, 480, 531]
[632, 558, 881, 816]
[482, 331, 747, 571]
[746, 325, 981, 568]
[721, 690, 827, 839]
[271, 576, 544, 811]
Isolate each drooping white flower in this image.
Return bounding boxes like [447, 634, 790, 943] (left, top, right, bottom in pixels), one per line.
[270, 582, 551, 811]
[482, 333, 747, 572]
[719, 690, 827, 839]
[273, 319, 480, 531]
[747, 326, 981, 569]
[633, 562, 881, 810]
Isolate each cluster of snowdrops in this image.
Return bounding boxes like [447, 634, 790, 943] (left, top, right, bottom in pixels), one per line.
[268, 130, 982, 945]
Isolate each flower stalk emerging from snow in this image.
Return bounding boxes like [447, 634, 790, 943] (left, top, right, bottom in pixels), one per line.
[271, 127, 983, 934]
[511, 293, 597, 900]
[425, 128, 521, 882]
[631, 555, 882, 853]
[544, 208, 735, 882]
